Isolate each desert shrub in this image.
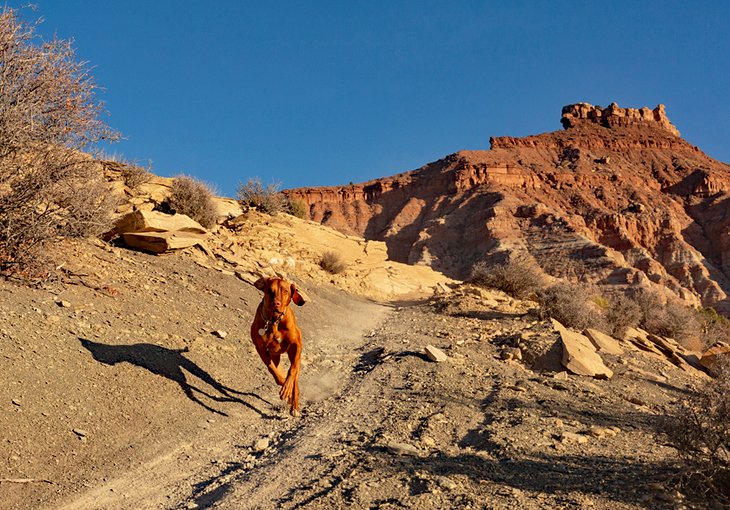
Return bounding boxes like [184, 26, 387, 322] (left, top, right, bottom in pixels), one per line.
[665, 365, 730, 503]
[537, 282, 598, 330]
[0, 7, 119, 274]
[631, 290, 702, 345]
[319, 251, 347, 274]
[237, 178, 286, 215]
[470, 253, 547, 299]
[603, 294, 642, 338]
[119, 163, 152, 190]
[698, 308, 730, 350]
[165, 175, 217, 229]
[287, 198, 309, 219]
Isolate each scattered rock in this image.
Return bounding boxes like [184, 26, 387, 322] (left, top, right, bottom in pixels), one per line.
[560, 431, 589, 444]
[253, 438, 270, 452]
[386, 442, 421, 456]
[500, 346, 522, 361]
[424, 345, 448, 363]
[212, 330, 228, 339]
[55, 299, 72, 308]
[72, 429, 88, 438]
[588, 426, 619, 438]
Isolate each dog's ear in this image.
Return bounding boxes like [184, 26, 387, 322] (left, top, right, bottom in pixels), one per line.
[254, 277, 270, 290]
[291, 283, 306, 306]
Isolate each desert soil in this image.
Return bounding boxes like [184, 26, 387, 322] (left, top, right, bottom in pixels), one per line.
[0, 239, 707, 510]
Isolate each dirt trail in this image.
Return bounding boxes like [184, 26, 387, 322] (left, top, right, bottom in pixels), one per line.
[1, 240, 703, 509]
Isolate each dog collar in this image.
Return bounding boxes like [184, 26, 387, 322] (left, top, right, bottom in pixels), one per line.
[258, 308, 284, 336]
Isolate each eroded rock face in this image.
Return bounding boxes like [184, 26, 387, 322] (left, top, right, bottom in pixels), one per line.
[285, 103, 730, 312]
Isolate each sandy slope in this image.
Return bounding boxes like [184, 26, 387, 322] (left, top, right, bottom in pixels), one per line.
[0, 235, 710, 510]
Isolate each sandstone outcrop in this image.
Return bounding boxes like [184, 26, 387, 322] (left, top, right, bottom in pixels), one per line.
[107, 210, 209, 254]
[285, 103, 730, 312]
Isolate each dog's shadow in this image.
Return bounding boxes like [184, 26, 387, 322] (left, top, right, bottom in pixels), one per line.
[79, 338, 274, 418]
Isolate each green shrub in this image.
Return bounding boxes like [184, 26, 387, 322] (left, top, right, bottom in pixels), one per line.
[237, 178, 286, 215]
[166, 175, 217, 229]
[287, 198, 309, 219]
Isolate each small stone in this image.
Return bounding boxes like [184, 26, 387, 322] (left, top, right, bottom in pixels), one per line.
[11, 399, 21, 406]
[253, 438, 269, 452]
[386, 442, 421, 456]
[588, 426, 618, 438]
[421, 436, 436, 448]
[72, 428, 88, 437]
[560, 431, 589, 444]
[212, 330, 228, 339]
[554, 419, 564, 428]
[46, 315, 61, 323]
[553, 371, 569, 380]
[424, 345, 448, 363]
[56, 299, 72, 308]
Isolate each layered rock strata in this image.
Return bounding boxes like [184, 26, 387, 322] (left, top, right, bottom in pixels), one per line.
[285, 103, 730, 311]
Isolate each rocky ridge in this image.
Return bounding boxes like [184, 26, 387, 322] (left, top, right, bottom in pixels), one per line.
[285, 103, 730, 312]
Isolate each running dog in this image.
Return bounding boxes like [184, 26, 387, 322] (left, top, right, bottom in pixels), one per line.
[250, 276, 305, 415]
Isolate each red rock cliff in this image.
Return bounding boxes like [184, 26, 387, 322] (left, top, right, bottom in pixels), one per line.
[285, 103, 730, 311]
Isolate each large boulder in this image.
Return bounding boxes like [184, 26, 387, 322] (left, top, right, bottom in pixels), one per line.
[122, 231, 208, 254]
[111, 210, 207, 236]
[553, 320, 613, 379]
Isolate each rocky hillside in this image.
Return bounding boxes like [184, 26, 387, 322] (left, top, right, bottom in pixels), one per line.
[285, 103, 730, 312]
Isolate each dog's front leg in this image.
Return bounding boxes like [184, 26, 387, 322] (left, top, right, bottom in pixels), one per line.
[280, 342, 301, 412]
[254, 343, 286, 386]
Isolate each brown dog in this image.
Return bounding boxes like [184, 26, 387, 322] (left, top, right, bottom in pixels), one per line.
[250, 276, 305, 415]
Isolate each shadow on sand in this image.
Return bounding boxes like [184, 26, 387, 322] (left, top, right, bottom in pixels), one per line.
[79, 338, 274, 418]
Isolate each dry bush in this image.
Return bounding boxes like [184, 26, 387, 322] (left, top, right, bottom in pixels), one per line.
[632, 290, 702, 345]
[665, 365, 730, 503]
[166, 175, 217, 229]
[0, 7, 119, 274]
[536, 282, 598, 330]
[119, 163, 152, 190]
[603, 294, 642, 338]
[237, 178, 286, 215]
[319, 251, 347, 274]
[287, 198, 309, 219]
[698, 308, 730, 350]
[470, 253, 547, 299]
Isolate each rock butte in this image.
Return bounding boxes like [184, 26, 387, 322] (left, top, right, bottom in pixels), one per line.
[285, 102, 730, 312]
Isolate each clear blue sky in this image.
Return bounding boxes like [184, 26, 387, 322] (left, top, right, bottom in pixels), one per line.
[28, 1, 730, 196]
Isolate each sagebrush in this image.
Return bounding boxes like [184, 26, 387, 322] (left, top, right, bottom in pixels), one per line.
[537, 282, 598, 330]
[470, 254, 547, 299]
[237, 178, 286, 215]
[665, 364, 730, 503]
[319, 251, 347, 274]
[166, 175, 217, 229]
